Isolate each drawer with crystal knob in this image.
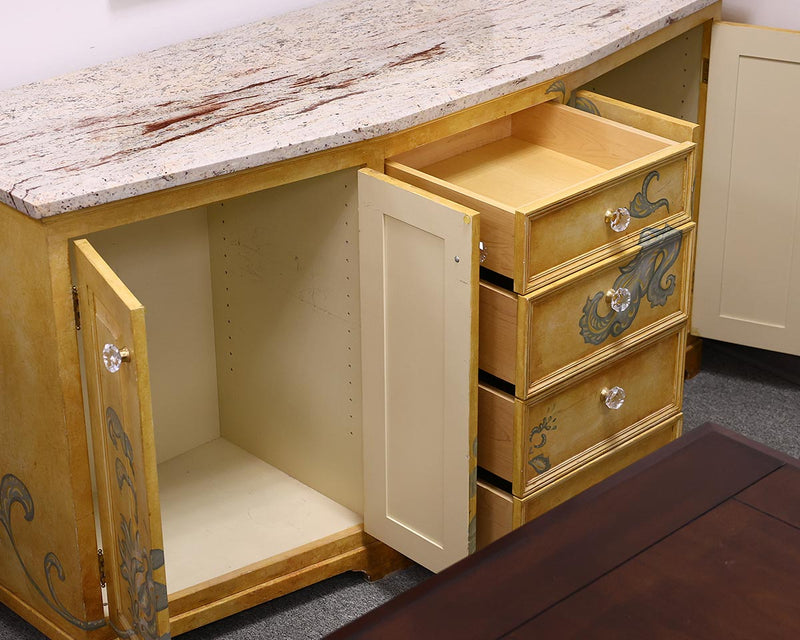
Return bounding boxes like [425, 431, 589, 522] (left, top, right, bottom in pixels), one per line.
[478, 326, 685, 497]
[480, 221, 694, 397]
[476, 412, 682, 549]
[384, 96, 696, 293]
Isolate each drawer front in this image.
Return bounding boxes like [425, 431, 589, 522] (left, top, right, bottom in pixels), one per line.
[477, 413, 681, 549]
[516, 412, 682, 524]
[523, 152, 693, 291]
[525, 222, 694, 395]
[480, 222, 694, 395]
[516, 327, 685, 495]
[386, 97, 696, 292]
[478, 327, 685, 493]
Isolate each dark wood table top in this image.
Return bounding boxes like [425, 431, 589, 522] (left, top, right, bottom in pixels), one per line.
[328, 423, 800, 639]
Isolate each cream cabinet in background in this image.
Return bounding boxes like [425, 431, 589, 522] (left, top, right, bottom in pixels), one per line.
[692, 22, 800, 355]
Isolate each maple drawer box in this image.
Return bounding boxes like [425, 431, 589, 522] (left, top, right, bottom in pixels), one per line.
[479, 221, 695, 398]
[476, 412, 683, 549]
[478, 325, 686, 497]
[385, 91, 697, 293]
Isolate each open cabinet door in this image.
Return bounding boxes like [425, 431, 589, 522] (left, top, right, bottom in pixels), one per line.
[692, 22, 800, 355]
[359, 169, 479, 572]
[73, 239, 170, 640]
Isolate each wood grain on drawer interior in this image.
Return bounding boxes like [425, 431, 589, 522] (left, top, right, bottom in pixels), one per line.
[477, 412, 682, 549]
[479, 326, 686, 495]
[386, 99, 694, 291]
[478, 280, 518, 385]
[572, 91, 700, 144]
[480, 222, 695, 396]
[476, 481, 513, 551]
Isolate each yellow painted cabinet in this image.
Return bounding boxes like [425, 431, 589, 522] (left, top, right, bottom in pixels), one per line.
[74, 239, 170, 640]
[71, 90, 695, 635]
[0, 14, 718, 639]
[69, 168, 481, 636]
[382, 92, 698, 542]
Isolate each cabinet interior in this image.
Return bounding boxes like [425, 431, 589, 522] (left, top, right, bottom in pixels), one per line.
[78, 169, 365, 594]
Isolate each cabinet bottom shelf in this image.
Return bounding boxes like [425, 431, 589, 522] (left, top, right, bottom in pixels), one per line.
[157, 437, 362, 594]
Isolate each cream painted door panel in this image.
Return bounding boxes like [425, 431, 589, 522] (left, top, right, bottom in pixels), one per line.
[359, 169, 479, 573]
[692, 22, 800, 355]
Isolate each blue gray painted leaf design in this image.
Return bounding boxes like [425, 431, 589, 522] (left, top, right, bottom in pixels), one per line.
[106, 406, 170, 640]
[527, 415, 558, 476]
[0, 474, 106, 630]
[108, 405, 135, 475]
[571, 95, 601, 115]
[579, 225, 682, 345]
[629, 170, 669, 219]
[118, 517, 169, 640]
[546, 79, 566, 102]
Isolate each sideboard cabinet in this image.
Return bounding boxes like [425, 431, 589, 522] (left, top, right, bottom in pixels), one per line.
[0, 3, 720, 639]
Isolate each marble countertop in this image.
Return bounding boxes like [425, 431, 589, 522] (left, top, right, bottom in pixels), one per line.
[0, 0, 715, 219]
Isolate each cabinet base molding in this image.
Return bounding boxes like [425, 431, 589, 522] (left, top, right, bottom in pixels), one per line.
[0, 581, 111, 640]
[685, 335, 703, 379]
[168, 526, 409, 636]
[0, 526, 409, 639]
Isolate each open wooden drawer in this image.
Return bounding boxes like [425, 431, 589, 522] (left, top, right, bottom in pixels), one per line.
[386, 91, 698, 293]
[480, 222, 695, 397]
[476, 411, 683, 549]
[478, 325, 686, 497]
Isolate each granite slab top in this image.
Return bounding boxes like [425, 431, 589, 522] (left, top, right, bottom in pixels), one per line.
[0, 0, 715, 219]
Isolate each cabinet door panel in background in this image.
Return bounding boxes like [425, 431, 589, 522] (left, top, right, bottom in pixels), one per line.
[359, 169, 479, 572]
[692, 22, 800, 355]
[73, 239, 170, 640]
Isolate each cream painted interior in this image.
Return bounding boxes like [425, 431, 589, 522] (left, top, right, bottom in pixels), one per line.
[84, 169, 366, 593]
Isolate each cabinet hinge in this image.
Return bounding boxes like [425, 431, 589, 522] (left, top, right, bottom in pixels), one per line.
[702, 57, 710, 84]
[97, 549, 106, 588]
[72, 285, 81, 331]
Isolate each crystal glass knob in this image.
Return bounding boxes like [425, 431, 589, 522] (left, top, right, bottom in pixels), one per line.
[479, 241, 487, 264]
[605, 287, 632, 312]
[602, 386, 626, 410]
[605, 207, 631, 232]
[102, 343, 130, 373]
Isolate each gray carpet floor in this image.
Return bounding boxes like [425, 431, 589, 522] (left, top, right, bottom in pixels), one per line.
[2, 339, 798, 639]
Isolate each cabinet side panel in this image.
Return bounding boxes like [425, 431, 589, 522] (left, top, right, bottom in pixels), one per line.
[0, 208, 100, 639]
[207, 169, 364, 515]
[578, 25, 704, 123]
[693, 23, 800, 355]
[86, 207, 222, 463]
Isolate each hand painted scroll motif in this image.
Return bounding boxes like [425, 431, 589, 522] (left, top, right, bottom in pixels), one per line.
[579, 225, 682, 346]
[106, 406, 170, 640]
[527, 415, 558, 475]
[0, 473, 106, 630]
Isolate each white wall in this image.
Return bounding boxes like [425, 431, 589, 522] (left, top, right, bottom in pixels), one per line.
[4, 0, 798, 91]
[723, 0, 800, 30]
[0, 0, 324, 90]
